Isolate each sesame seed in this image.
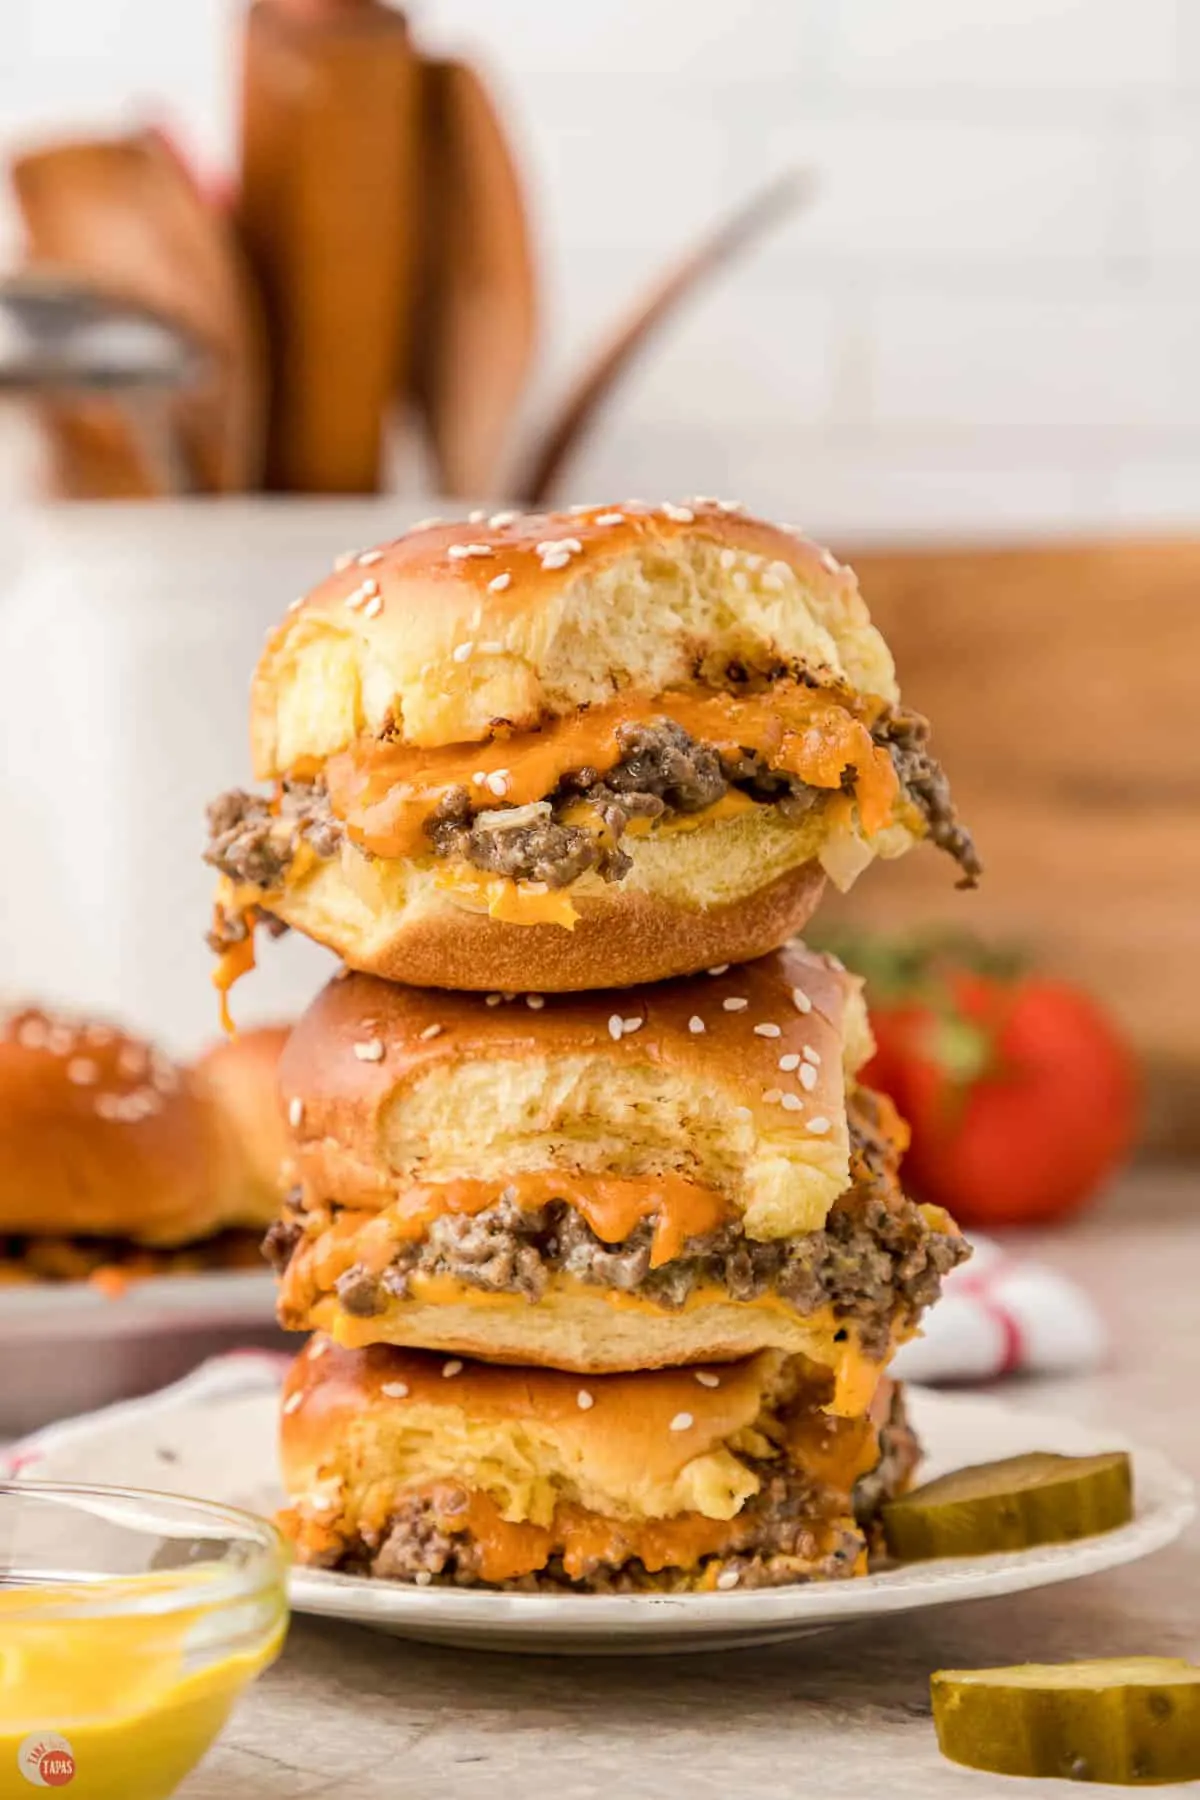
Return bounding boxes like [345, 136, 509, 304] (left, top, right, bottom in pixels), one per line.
[800, 1064, 818, 1092]
[733, 1105, 753, 1120]
[820, 548, 841, 575]
[448, 543, 493, 559]
[94, 1094, 122, 1120]
[17, 1020, 47, 1049]
[287, 597, 304, 613]
[358, 548, 384, 565]
[472, 771, 488, 786]
[688, 1016, 706, 1034]
[803, 1046, 822, 1066]
[354, 1039, 385, 1062]
[487, 572, 512, 593]
[283, 1392, 303, 1414]
[413, 1571, 434, 1587]
[716, 499, 745, 513]
[661, 502, 694, 522]
[442, 1359, 464, 1378]
[479, 640, 504, 653]
[363, 594, 383, 619]
[117, 1044, 146, 1077]
[309, 1338, 329, 1358]
[694, 1371, 720, 1388]
[744, 554, 764, 571]
[722, 997, 748, 1012]
[622, 1017, 643, 1034]
[48, 1028, 75, 1056]
[334, 550, 358, 571]
[85, 1025, 115, 1046]
[489, 510, 519, 527]
[525, 995, 545, 1010]
[66, 1057, 98, 1086]
[288, 1097, 304, 1127]
[669, 1412, 694, 1432]
[502, 993, 516, 1003]
[486, 993, 503, 1006]
[485, 771, 509, 797]
[780, 1092, 803, 1112]
[419, 1023, 443, 1040]
[792, 988, 813, 1014]
[718, 548, 737, 571]
[763, 1088, 782, 1105]
[467, 509, 488, 523]
[753, 1023, 781, 1038]
[540, 550, 571, 570]
[381, 1381, 409, 1398]
[537, 537, 583, 556]
[760, 571, 784, 593]
[576, 1389, 594, 1410]
[707, 964, 730, 976]
[807, 1116, 832, 1135]
[778, 1053, 800, 1072]
[608, 1015, 623, 1042]
[452, 641, 474, 662]
[716, 1569, 740, 1590]
[595, 511, 625, 526]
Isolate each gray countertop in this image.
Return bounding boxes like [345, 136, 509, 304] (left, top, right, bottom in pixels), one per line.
[183, 1172, 1200, 1799]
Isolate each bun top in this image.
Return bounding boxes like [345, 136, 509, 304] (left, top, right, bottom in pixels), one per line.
[277, 943, 872, 1237]
[251, 499, 899, 776]
[0, 1007, 290, 1243]
[280, 1338, 794, 1522]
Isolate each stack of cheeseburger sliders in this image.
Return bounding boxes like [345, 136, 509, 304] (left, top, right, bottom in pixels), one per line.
[206, 500, 978, 1593]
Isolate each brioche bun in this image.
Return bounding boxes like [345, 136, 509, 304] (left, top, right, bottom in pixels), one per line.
[278, 945, 870, 1240]
[0, 1007, 289, 1244]
[278, 1340, 918, 1591]
[252, 501, 897, 772]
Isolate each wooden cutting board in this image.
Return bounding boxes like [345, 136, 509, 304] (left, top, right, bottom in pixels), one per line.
[833, 538, 1200, 1154]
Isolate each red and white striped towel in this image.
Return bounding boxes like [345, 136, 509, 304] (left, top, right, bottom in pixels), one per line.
[892, 1233, 1106, 1385]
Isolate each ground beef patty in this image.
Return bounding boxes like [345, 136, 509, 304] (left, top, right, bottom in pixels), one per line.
[204, 704, 978, 896]
[279, 1092, 968, 1356]
[306, 1387, 917, 1592]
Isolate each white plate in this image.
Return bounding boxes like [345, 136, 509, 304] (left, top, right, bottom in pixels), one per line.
[8, 1357, 1193, 1657]
[0, 1274, 279, 1436]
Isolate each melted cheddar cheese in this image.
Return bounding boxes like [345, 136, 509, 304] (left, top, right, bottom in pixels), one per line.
[322, 683, 898, 859]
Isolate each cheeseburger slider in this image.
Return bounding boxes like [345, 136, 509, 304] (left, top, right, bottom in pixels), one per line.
[267, 947, 966, 1409]
[0, 1006, 289, 1283]
[279, 1340, 919, 1592]
[207, 500, 978, 997]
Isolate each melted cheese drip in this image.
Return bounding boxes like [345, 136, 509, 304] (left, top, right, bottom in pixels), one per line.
[322, 684, 898, 859]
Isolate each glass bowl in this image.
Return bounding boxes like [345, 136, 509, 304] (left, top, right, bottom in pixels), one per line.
[0, 1481, 288, 1799]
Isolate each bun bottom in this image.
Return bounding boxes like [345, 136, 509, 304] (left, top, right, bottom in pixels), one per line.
[256, 815, 827, 990]
[302, 1279, 892, 1417]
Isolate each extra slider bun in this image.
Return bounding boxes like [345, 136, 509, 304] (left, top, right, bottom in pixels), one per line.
[278, 1340, 920, 1592]
[0, 1006, 290, 1245]
[267, 946, 947, 1401]
[207, 499, 960, 996]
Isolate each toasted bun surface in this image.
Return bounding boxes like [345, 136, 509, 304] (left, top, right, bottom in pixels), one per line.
[252, 501, 898, 773]
[278, 1341, 917, 1590]
[221, 818, 832, 993]
[278, 945, 870, 1240]
[0, 1008, 289, 1244]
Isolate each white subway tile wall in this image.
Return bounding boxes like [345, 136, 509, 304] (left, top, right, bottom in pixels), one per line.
[2, 0, 1199, 534]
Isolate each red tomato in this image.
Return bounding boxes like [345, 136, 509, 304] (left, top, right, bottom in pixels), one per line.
[862, 970, 1138, 1228]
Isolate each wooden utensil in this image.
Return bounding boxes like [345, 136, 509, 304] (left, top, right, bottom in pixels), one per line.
[517, 169, 811, 506]
[11, 128, 266, 497]
[409, 55, 538, 499]
[237, 0, 420, 493]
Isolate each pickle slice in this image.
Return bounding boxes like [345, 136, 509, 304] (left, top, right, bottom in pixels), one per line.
[882, 1450, 1132, 1561]
[932, 1659, 1200, 1785]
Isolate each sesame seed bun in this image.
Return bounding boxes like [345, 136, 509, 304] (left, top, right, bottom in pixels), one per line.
[251, 501, 898, 772]
[278, 1340, 918, 1591]
[0, 1007, 290, 1245]
[210, 500, 924, 995]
